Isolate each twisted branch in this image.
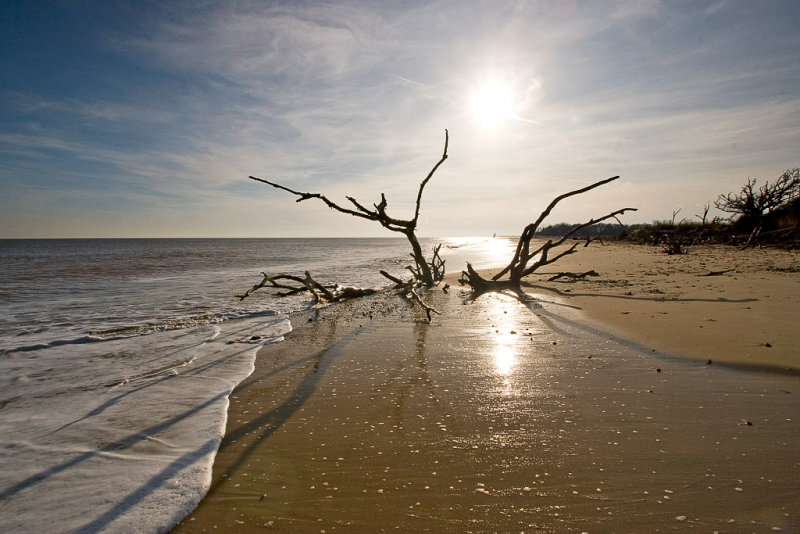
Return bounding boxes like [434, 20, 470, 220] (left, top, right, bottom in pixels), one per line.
[248, 130, 449, 285]
[461, 175, 636, 298]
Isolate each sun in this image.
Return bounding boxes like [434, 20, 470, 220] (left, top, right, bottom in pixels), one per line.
[470, 81, 515, 125]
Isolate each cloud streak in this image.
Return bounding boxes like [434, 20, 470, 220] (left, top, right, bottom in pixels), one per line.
[1, 1, 799, 237]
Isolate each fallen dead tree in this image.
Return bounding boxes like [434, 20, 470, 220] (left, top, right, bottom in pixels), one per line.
[236, 269, 441, 322]
[460, 175, 636, 298]
[236, 271, 376, 305]
[240, 131, 449, 320]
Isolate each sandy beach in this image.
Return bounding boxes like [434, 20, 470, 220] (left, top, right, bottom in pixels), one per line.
[531, 242, 800, 372]
[173, 243, 799, 533]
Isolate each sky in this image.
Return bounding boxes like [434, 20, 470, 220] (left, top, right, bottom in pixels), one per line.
[1, 0, 799, 238]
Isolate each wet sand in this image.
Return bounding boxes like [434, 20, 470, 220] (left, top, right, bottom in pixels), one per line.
[173, 261, 800, 533]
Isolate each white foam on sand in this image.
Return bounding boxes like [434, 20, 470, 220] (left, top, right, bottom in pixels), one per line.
[0, 315, 291, 534]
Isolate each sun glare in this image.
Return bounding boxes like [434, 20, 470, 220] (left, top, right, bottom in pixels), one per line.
[470, 81, 515, 124]
[486, 236, 515, 262]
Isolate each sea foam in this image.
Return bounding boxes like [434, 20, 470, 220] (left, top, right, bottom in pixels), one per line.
[0, 314, 290, 533]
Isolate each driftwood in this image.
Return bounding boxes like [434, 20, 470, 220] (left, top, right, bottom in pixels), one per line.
[547, 270, 599, 282]
[242, 131, 450, 319]
[408, 287, 441, 323]
[237, 268, 439, 322]
[249, 130, 449, 286]
[238, 131, 451, 319]
[379, 270, 441, 323]
[237, 271, 376, 305]
[703, 269, 734, 277]
[460, 176, 636, 297]
[379, 270, 408, 287]
[241, 137, 636, 318]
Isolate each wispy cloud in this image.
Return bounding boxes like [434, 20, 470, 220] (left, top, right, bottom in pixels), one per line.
[1, 1, 799, 237]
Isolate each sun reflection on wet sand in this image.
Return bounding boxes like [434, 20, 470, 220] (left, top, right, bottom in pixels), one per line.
[483, 293, 529, 396]
[174, 286, 800, 533]
[493, 344, 516, 375]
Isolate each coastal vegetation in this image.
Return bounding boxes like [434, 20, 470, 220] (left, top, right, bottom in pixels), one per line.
[539, 168, 800, 252]
[714, 168, 800, 247]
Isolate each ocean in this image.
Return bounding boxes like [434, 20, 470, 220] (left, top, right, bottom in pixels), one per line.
[0, 237, 514, 533]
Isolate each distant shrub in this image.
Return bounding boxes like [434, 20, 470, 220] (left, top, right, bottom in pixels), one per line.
[715, 168, 800, 247]
[536, 222, 627, 238]
[538, 168, 800, 250]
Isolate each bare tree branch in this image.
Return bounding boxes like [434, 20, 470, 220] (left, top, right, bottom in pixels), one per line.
[248, 176, 378, 221]
[237, 271, 376, 304]
[414, 130, 449, 225]
[461, 176, 636, 299]
[248, 130, 449, 286]
[519, 207, 636, 276]
[380, 270, 408, 287]
[407, 287, 441, 323]
[495, 175, 622, 281]
[547, 270, 599, 282]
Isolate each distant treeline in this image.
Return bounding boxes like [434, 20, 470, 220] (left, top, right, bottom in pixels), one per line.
[537, 195, 800, 250]
[536, 222, 628, 238]
[538, 168, 800, 251]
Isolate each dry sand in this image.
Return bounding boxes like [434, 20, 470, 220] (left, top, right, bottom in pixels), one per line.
[173, 244, 800, 533]
[530, 242, 800, 372]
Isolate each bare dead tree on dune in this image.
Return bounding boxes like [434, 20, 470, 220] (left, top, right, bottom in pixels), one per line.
[459, 175, 637, 298]
[714, 169, 800, 247]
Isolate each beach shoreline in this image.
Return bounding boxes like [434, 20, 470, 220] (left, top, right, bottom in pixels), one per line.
[173, 243, 800, 532]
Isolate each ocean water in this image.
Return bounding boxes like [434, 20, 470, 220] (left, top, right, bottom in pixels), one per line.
[0, 237, 514, 533]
